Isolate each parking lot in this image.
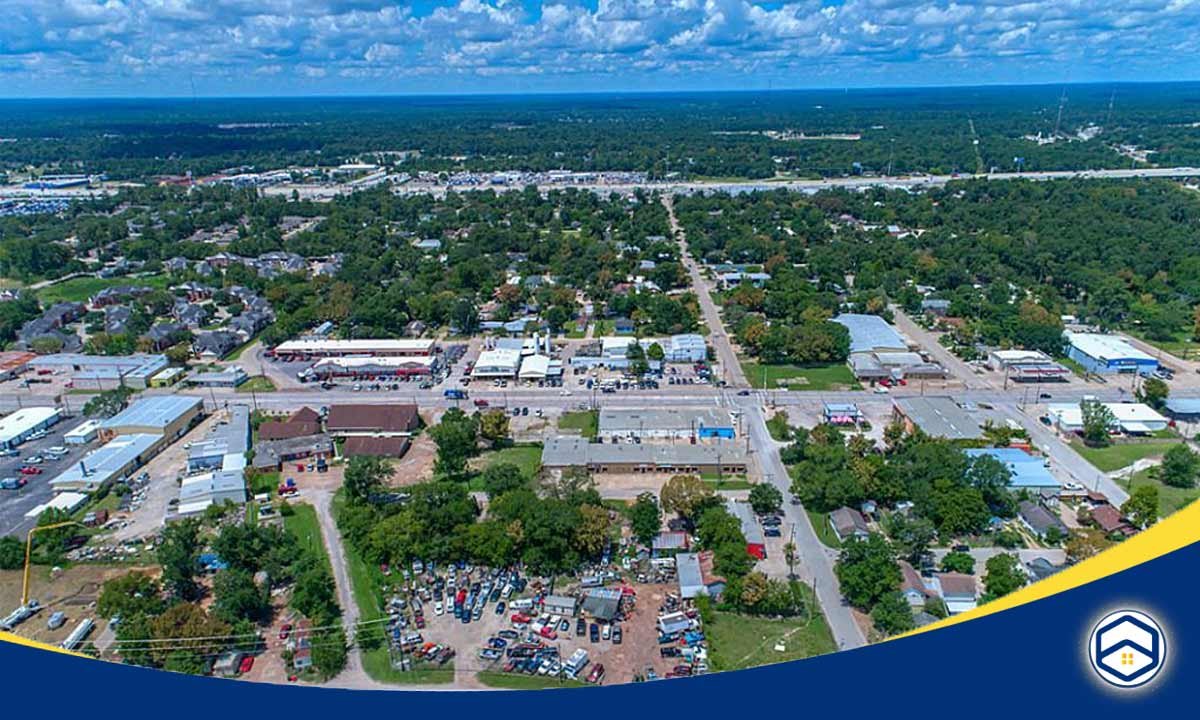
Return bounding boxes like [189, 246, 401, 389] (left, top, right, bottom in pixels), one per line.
[0, 417, 92, 536]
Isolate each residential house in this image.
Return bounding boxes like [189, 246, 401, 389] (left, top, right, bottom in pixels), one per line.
[829, 507, 870, 542]
[193, 330, 240, 360]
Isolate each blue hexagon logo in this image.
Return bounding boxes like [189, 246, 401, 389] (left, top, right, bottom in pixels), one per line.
[1088, 610, 1166, 688]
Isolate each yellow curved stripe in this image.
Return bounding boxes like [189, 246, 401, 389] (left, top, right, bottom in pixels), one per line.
[897, 500, 1200, 639]
[5, 503, 1198, 666]
[0, 629, 86, 657]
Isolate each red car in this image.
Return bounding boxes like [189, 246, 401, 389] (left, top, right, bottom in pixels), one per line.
[473, 399, 489, 407]
[586, 664, 606, 684]
[538, 626, 557, 640]
[19, 466, 42, 475]
[239, 656, 254, 674]
[279, 623, 292, 640]
[510, 612, 531, 624]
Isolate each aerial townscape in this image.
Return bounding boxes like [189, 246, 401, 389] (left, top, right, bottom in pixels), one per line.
[4, 4, 1200, 690]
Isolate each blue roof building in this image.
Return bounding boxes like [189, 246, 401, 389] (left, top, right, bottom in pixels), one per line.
[965, 447, 1061, 494]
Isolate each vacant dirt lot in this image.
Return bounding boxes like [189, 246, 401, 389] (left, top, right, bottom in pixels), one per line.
[0, 564, 152, 647]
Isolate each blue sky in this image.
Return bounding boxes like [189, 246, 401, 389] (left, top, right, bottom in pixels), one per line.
[3, 1, 1200, 97]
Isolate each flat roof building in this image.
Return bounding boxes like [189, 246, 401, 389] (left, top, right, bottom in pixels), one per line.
[310, 355, 436, 377]
[665, 334, 707, 363]
[542, 436, 747, 475]
[185, 366, 248, 388]
[986, 349, 1070, 382]
[50, 433, 162, 492]
[29, 353, 168, 389]
[1065, 332, 1157, 375]
[965, 448, 1061, 494]
[1047, 402, 1168, 435]
[175, 469, 247, 517]
[893, 397, 984, 441]
[64, 418, 103, 445]
[472, 348, 522, 378]
[832, 313, 908, 354]
[598, 408, 735, 440]
[273, 338, 434, 358]
[0, 407, 61, 450]
[100, 395, 202, 441]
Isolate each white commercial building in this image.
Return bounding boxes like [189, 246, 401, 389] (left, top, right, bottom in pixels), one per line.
[472, 348, 523, 378]
[50, 433, 162, 492]
[0, 407, 62, 450]
[175, 469, 247, 517]
[272, 338, 435, 358]
[517, 354, 562, 380]
[1047, 402, 1169, 435]
[665, 334, 707, 363]
[24, 492, 89, 519]
[64, 418, 103, 445]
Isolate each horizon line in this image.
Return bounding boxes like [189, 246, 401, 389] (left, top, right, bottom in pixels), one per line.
[2, 78, 1199, 103]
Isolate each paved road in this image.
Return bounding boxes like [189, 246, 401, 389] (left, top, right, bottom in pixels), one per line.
[891, 307, 992, 390]
[739, 398, 867, 650]
[663, 194, 748, 388]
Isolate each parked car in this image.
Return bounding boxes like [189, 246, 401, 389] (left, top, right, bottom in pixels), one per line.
[239, 656, 255, 674]
[589, 623, 600, 642]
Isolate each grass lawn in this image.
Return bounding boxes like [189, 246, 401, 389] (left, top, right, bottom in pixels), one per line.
[558, 410, 598, 439]
[226, 335, 260, 361]
[471, 444, 544, 480]
[282, 503, 327, 566]
[700, 474, 753, 490]
[740, 359, 860, 391]
[1055, 355, 1090, 378]
[707, 604, 836, 672]
[592, 319, 616, 336]
[1070, 439, 1181, 473]
[236, 375, 277, 393]
[333, 492, 454, 684]
[806, 507, 841, 549]
[564, 321, 587, 339]
[36, 273, 169, 304]
[1126, 327, 1200, 359]
[247, 470, 280, 496]
[476, 671, 587, 690]
[1125, 468, 1200, 518]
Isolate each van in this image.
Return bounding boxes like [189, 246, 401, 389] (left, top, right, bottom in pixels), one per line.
[580, 575, 603, 588]
[509, 598, 534, 611]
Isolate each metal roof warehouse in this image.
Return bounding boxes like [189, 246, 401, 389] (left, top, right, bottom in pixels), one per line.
[598, 408, 735, 439]
[541, 436, 748, 474]
[101, 395, 203, 439]
[831, 313, 908, 353]
[50, 433, 162, 492]
[893, 397, 984, 440]
[0, 407, 61, 449]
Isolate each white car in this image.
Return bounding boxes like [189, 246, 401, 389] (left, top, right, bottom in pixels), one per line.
[873, 385, 889, 394]
[601, 623, 612, 640]
[434, 601, 444, 616]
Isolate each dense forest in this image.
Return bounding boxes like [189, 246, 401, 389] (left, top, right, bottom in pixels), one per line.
[6, 83, 1200, 181]
[677, 177, 1200, 358]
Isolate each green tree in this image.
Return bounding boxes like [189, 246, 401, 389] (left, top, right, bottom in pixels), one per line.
[212, 567, 271, 624]
[0, 536, 22, 570]
[1158, 444, 1198, 489]
[343, 456, 393, 504]
[1081, 400, 1115, 447]
[97, 572, 165, 619]
[157, 519, 203, 601]
[574, 504, 612, 558]
[835, 533, 901, 610]
[1121, 485, 1159, 529]
[660, 474, 716, 521]
[478, 410, 511, 448]
[940, 551, 976, 574]
[430, 407, 478, 480]
[883, 514, 937, 565]
[480, 462, 526, 497]
[983, 553, 1026, 599]
[1137, 377, 1170, 409]
[748, 483, 783, 516]
[629, 492, 662, 545]
[871, 590, 916, 635]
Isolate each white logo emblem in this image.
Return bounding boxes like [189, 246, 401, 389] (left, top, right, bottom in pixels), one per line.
[1088, 610, 1166, 689]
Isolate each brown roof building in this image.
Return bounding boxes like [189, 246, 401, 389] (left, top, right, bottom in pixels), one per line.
[343, 436, 411, 459]
[258, 420, 321, 441]
[1092, 504, 1136, 536]
[326, 404, 419, 436]
[289, 407, 321, 424]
